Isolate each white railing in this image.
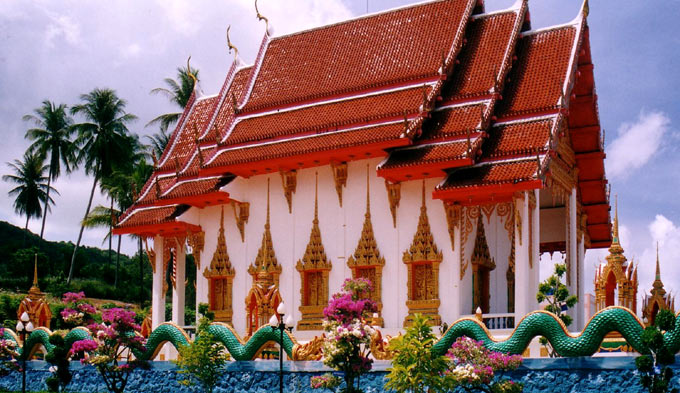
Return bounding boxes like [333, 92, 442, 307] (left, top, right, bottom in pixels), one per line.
[460, 313, 515, 330]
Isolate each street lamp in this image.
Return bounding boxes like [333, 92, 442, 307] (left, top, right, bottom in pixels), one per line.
[15, 311, 34, 393]
[269, 302, 294, 393]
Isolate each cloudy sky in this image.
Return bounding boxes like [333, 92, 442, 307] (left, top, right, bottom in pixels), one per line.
[1, 0, 679, 305]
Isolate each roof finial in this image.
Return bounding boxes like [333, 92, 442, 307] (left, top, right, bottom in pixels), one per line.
[612, 194, 619, 244]
[582, 0, 589, 18]
[226, 25, 239, 61]
[655, 241, 661, 281]
[266, 177, 271, 230]
[255, 0, 270, 35]
[186, 56, 198, 86]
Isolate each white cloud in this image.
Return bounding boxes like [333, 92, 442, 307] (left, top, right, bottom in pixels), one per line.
[606, 110, 670, 179]
[45, 14, 81, 48]
[120, 43, 142, 59]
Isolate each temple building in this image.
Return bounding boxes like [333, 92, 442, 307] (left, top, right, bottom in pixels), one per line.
[594, 199, 638, 313]
[114, 0, 610, 342]
[17, 256, 52, 329]
[641, 244, 675, 326]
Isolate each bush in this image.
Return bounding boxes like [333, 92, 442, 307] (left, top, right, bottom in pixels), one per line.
[174, 303, 229, 393]
[385, 314, 450, 393]
[636, 309, 678, 393]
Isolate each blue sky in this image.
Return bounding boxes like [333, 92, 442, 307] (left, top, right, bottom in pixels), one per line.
[0, 0, 678, 304]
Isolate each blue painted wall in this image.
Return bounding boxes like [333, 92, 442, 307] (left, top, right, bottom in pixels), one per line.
[1, 357, 678, 392]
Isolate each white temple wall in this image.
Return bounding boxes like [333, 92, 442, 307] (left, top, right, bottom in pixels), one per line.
[184, 158, 526, 335]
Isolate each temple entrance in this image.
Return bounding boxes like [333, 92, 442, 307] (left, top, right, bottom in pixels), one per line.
[473, 266, 491, 313]
[605, 271, 617, 307]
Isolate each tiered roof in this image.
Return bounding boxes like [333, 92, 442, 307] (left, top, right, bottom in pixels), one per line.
[114, 0, 610, 248]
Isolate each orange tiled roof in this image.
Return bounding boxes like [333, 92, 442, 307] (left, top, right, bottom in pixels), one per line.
[117, 0, 608, 247]
[240, 0, 472, 113]
[117, 206, 178, 228]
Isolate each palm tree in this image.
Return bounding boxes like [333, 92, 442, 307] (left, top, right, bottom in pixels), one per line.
[23, 100, 75, 239]
[3, 151, 58, 241]
[146, 128, 170, 161]
[68, 88, 137, 284]
[147, 65, 198, 131]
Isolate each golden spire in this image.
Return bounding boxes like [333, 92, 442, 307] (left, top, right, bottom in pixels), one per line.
[28, 253, 41, 295]
[297, 173, 331, 271]
[226, 25, 239, 60]
[612, 195, 619, 244]
[204, 206, 234, 278]
[655, 242, 661, 281]
[33, 253, 38, 287]
[347, 166, 385, 268]
[652, 242, 664, 292]
[403, 181, 442, 263]
[249, 178, 281, 277]
[607, 195, 625, 259]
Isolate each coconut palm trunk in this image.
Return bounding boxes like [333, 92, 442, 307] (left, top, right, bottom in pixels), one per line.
[68, 173, 98, 284]
[39, 172, 52, 239]
[109, 197, 113, 266]
[115, 234, 121, 288]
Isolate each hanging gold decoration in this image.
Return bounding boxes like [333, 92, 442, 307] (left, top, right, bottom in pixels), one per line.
[443, 202, 461, 252]
[330, 161, 347, 207]
[385, 180, 401, 228]
[280, 169, 297, 213]
[187, 230, 205, 270]
[231, 200, 250, 242]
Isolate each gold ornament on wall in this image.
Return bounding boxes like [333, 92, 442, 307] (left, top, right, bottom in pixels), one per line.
[402, 181, 443, 327]
[443, 202, 461, 252]
[347, 166, 385, 327]
[187, 231, 205, 270]
[231, 200, 250, 242]
[280, 169, 297, 213]
[385, 180, 401, 228]
[296, 173, 332, 331]
[204, 207, 235, 324]
[330, 161, 347, 207]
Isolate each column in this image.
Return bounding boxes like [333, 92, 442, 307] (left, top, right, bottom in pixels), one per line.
[172, 242, 186, 327]
[151, 235, 165, 329]
[514, 194, 531, 319]
[530, 190, 540, 310]
[568, 187, 578, 330]
[195, 260, 208, 325]
[577, 233, 586, 330]
[451, 222, 462, 322]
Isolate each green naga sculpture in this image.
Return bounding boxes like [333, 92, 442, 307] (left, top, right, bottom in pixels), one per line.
[3, 307, 680, 361]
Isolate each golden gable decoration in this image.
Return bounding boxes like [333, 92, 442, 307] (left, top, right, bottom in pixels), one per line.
[347, 167, 385, 327]
[296, 173, 332, 331]
[203, 206, 235, 324]
[403, 181, 443, 327]
[246, 179, 282, 336]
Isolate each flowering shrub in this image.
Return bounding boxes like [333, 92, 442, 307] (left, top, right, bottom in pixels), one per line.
[315, 278, 377, 393]
[311, 374, 342, 391]
[0, 328, 20, 377]
[445, 337, 523, 392]
[70, 308, 147, 393]
[60, 292, 98, 327]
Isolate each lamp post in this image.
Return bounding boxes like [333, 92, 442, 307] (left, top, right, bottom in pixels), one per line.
[15, 311, 34, 393]
[269, 302, 294, 393]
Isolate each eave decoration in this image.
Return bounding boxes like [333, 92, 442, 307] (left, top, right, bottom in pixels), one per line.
[280, 169, 297, 213]
[347, 167, 385, 327]
[331, 161, 348, 207]
[403, 181, 443, 327]
[187, 230, 205, 270]
[385, 180, 401, 228]
[231, 200, 250, 242]
[245, 178, 282, 336]
[296, 173, 332, 331]
[203, 206, 235, 324]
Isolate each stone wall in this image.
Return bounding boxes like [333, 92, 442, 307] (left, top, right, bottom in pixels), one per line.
[1, 357, 679, 392]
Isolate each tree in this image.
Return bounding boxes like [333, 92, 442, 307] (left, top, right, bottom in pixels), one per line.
[68, 88, 137, 284]
[147, 65, 199, 132]
[3, 151, 57, 237]
[175, 303, 230, 393]
[23, 100, 75, 239]
[145, 128, 170, 162]
[536, 263, 578, 357]
[636, 309, 678, 393]
[385, 314, 451, 393]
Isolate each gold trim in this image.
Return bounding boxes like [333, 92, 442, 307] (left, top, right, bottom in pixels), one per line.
[443, 202, 460, 253]
[330, 161, 347, 207]
[204, 207, 235, 324]
[279, 169, 297, 214]
[187, 231, 205, 270]
[385, 180, 401, 228]
[231, 200, 250, 242]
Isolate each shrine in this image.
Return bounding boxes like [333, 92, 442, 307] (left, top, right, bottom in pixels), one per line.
[113, 0, 611, 341]
[16, 255, 52, 329]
